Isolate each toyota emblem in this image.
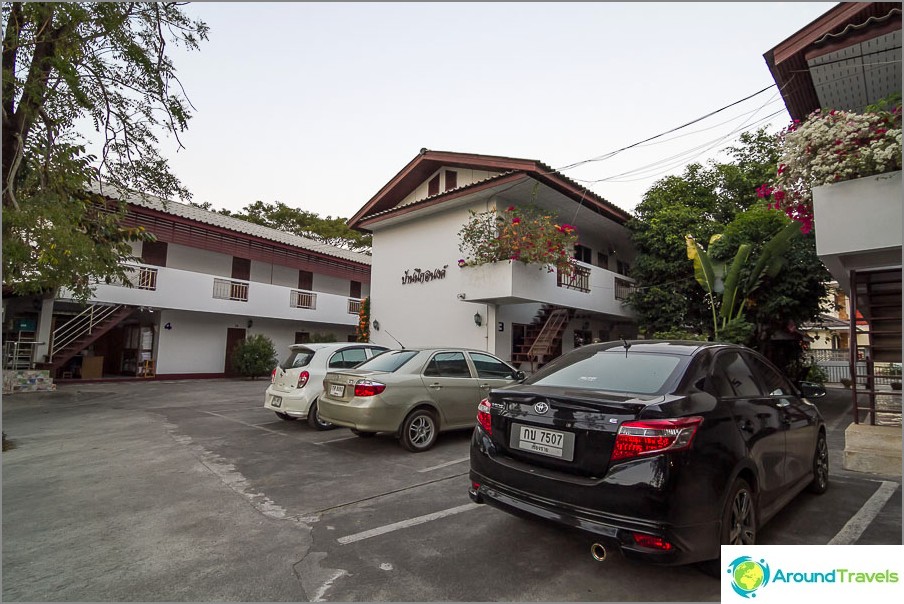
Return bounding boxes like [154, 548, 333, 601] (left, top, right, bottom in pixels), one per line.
[533, 402, 549, 414]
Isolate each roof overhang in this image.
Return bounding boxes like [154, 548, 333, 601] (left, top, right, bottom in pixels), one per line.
[764, 2, 902, 121]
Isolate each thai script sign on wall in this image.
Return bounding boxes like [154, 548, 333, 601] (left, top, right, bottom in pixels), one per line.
[401, 265, 448, 285]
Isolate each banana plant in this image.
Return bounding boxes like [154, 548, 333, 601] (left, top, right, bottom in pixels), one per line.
[686, 221, 799, 340]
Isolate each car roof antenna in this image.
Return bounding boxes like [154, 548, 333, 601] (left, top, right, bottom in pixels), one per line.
[622, 338, 631, 358]
[384, 329, 405, 349]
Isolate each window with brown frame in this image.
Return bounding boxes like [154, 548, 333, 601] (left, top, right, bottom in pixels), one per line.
[298, 270, 313, 291]
[141, 241, 168, 267]
[428, 174, 440, 197]
[445, 170, 458, 191]
[349, 280, 362, 298]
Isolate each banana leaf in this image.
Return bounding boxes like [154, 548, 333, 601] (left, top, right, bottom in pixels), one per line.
[720, 243, 751, 321]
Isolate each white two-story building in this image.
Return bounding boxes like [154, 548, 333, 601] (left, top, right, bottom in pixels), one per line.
[347, 149, 638, 369]
[2, 189, 371, 381]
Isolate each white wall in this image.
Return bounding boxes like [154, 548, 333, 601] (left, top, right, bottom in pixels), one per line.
[167, 243, 232, 277]
[315, 273, 353, 297]
[369, 201, 493, 351]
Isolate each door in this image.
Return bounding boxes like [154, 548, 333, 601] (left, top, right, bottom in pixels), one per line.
[420, 351, 479, 428]
[713, 350, 786, 508]
[225, 328, 246, 376]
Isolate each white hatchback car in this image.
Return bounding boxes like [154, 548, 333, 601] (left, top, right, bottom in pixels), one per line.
[265, 342, 389, 430]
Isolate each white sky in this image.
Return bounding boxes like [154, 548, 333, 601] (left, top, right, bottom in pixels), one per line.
[151, 2, 839, 218]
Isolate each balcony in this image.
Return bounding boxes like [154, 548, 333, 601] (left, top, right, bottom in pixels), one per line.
[459, 260, 634, 318]
[64, 264, 360, 326]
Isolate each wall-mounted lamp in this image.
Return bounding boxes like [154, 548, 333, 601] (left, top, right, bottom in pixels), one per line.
[474, 312, 483, 327]
[247, 319, 253, 329]
[373, 320, 380, 331]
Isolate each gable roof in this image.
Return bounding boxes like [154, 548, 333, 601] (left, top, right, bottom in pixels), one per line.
[92, 183, 370, 265]
[347, 149, 631, 230]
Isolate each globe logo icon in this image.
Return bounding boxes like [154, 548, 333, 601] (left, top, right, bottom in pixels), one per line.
[727, 556, 771, 598]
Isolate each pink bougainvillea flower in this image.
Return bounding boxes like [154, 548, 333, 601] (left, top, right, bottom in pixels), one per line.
[773, 190, 786, 202]
[506, 205, 515, 212]
[512, 217, 521, 224]
[756, 183, 773, 198]
[457, 258, 466, 267]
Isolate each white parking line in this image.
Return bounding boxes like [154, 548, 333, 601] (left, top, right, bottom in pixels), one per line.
[828, 480, 899, 545]
[418, 457, 470, 473]
[337, 503, 480, 545]
[314, 435, 359, 445]
[202, 411, 287, 436]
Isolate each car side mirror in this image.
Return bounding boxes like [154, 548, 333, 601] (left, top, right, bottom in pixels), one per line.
[798, 381, 826, 399]
[513, 370, 526, 381]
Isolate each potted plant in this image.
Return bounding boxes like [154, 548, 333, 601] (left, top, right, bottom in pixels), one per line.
[757, 101, 902, 233]
[886, 364, 902, 390]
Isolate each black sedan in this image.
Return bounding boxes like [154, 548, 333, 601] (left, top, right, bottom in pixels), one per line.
[469, 340, 828, 572]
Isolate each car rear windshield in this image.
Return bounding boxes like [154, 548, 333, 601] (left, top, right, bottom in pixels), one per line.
[354, 350, 418, 373]
[281, 349, 315, 370]
[525, 351, 684, 395]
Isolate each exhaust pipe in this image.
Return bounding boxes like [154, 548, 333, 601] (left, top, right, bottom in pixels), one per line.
[590, 542, 607, 562]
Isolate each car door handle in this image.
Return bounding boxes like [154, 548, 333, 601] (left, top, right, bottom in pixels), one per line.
[428, 383, 443, 390]
[738, 419, 754, 433]
[479, 383, 491, 389]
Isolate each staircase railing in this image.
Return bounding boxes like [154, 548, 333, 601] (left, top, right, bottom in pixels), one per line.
[50, 304, 125, 361]
[3, 340, 45, 370]
[526, 309, 569, 371]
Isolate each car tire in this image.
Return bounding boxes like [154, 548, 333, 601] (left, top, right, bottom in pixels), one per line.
[399, 408, 438, 452]
[275, 412, 297, 421]
[351, 429, 376, 438]
[697, 478, 757, 578]
[306, 400, 336, 431]
[807, 431, 829, 494]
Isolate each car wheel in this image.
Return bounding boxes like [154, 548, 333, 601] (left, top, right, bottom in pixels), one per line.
[306, 400, 336, 431]
[697, 478, 757, 578]
[275, 412, 297, 421]
[351, 429, 376, 438]
[722, 478, 756, 546]
[807, 431, 829, 494]
[400, 408, 438, 452]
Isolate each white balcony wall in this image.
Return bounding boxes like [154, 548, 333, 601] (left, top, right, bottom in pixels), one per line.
[316, 273, 355, 296]
[77, 265, 358, 326]
[460, 260, 634, 318]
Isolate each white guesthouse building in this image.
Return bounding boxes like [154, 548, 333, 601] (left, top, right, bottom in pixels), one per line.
[2, 190, 371, 382]
[347, 149, 638, 368]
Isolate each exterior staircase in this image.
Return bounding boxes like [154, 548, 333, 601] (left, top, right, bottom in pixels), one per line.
[512, 305, 573, 371]
[47, 303, 135, 375]
[848, 268, 901, 426]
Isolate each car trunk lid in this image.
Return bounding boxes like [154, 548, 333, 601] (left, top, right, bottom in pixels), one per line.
[323, 370, 388, 402]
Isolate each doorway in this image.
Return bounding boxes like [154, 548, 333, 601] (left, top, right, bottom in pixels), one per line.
[225, 328, 246, 376]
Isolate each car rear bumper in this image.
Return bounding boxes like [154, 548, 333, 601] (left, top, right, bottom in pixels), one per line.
[263, 386, 314, 416]
[317, 398, 406, 433]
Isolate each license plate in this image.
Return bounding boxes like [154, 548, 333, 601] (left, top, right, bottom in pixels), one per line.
[510, 423, 575, 461]
[330, 384, 344, 397]
[271, 396, 282, 408]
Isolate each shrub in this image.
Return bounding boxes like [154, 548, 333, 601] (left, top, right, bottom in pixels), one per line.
[231, 334, 278, 380]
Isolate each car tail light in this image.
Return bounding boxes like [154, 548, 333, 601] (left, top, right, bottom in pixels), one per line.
[477, 399, 492, 435]
[631, 532, 673, 551]
[610, 416, 703, 462]
[271, 368, 277, 383]
[296, 371, 309, 389]
[354, 380, 386, 397]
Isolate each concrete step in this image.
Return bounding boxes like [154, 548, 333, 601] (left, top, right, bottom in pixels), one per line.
[842, 423, 902, 476]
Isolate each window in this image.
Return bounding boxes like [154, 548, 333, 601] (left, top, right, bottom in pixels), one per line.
[141, 241, 168, 267]
[713, 352, 761, 397]
[295, 332, 310, 344]
[298, 270, 313, 291]
[350, 280, 362, 298]
[428, 174, 440, 197]
[469, 352, 514, 379]
[232, 257, 250, 280]
[574, 244, 592, 264]
[355, 350, 418, 372]
[527, 351, 684, 395]
[445, 170, 458, 191]
[281, 349, 314, 370]
[617, 260, 630, 276]
[746, 354, 793, 396]
[596, 252, 609, 269]
[329, 348, 368, 369]
[424, 352, 471, 378]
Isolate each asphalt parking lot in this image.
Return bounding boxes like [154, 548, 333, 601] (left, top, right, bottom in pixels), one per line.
[2, 379, 901, 602]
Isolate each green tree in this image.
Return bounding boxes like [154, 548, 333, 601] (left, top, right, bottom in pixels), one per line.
[231, 334, 278, 380]
[204, 200, 372, 253]
[2, 2, 208, 300]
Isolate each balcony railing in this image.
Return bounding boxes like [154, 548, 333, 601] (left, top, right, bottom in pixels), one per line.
[347, 298, 363, 315]
[615, 277, 635, 301]
[290, 290, 317, 309]
[213, 278, 249, 302]
[557, 264, 591, 293]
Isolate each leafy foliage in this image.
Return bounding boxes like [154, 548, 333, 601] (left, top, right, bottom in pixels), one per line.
[190, 199, 372, 253]
[458, 204, 578, 274]
[356, 296, 370, 342]
[230, 334, 278, 380]
[2, 2, 208, 299]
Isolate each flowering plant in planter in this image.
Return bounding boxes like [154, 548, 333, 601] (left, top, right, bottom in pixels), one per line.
[356, 296, 370, 342]
[458, 205, 578, 274]
[757, 104, 902, 233]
